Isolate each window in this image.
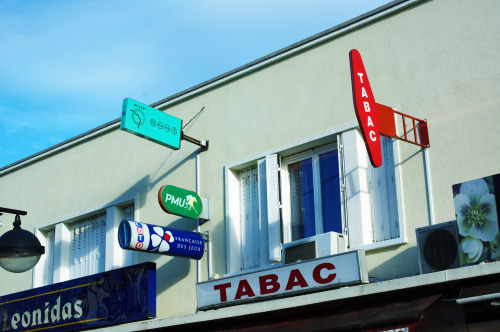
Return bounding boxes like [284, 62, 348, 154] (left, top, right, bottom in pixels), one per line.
[33, 200, 136, 287]
[281, 145, 342, 243]
[225, 128, 404, 274]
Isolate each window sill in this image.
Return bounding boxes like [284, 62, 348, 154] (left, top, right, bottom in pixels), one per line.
[224, 237, 408, 278]
[224, 263, 285, 278]
[349, 237, 408, 252]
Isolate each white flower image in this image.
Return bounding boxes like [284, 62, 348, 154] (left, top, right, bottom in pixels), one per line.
[151, 227, 174, 253]
[459, 237, 484, 264]
[490, 233, 500, 259]
[454, 178, 498, 242]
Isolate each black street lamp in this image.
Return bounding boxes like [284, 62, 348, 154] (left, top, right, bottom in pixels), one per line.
[0, 207, 45, 273]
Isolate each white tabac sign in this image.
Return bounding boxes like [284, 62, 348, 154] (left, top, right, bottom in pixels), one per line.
[197, 250, 368, 310]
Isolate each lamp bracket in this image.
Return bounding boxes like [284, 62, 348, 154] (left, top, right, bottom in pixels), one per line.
[13, 215, 22, 228]
[0, 207, 27, 216]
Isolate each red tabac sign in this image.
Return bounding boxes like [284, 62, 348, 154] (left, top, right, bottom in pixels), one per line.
[349, 49, 382, 167]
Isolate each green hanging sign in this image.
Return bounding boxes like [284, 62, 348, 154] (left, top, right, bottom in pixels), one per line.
[158, 185, 203, 219]
[120, 98, 182, 150]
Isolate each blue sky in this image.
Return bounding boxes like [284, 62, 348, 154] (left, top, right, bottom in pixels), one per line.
[0, 0, 391, 168]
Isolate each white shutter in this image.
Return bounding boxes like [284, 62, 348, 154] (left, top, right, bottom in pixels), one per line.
[226, 168, 242, 274]
[240, 166, 260, 270]
[342, 129, 402, 248]
[45, 229, 55, 285]
[370, 136, 399, 241]
[341, 129, 374, 247]
[96, 214, 106, 274]
[123, 204, 135, 221]
[232, 156, 282, 272]
[70, 222, 80, 278]
[258, 155, 281, 263]
[70, 213, 106, 278]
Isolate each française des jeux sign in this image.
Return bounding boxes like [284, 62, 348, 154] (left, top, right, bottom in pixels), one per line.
[158, 185, 203, 220]
[0, 263, 155, 332]
[349, 49, 382, 167]
[118, 220, 205, 260]
[197, 250, 368, 310]
[120, 98, 182, 150]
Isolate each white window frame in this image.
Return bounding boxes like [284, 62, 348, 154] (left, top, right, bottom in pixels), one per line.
[33, 195, 138, 287]
[225, 125, 406, 275]
[280, 143, 340, 244]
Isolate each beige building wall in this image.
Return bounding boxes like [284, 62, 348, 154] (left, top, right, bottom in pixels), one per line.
[0, 0, 498, 321]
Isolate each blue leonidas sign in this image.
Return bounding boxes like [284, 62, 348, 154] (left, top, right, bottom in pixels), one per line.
[0, 263, 155, 332]
[118, 220, 205, 260]
[120, 98, 183, 150]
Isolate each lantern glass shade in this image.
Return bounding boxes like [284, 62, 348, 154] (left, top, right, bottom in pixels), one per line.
[0, 227, 45, 273]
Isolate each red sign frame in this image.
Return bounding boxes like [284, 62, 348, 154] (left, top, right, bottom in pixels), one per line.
[349, 49, 382, 167]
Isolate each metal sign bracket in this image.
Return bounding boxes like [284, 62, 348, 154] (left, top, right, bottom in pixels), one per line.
[182, 132, 209, 150]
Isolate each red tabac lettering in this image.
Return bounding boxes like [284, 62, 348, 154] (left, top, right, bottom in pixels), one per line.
[211, 261, 344, 304]
[259, 274, 280, 295]
[213, 282, 231, 302]
[285, 269, 309, 290]
[312, 262, 336, 284]
[349, 49, 382, 167]
[234, 280, 256, 300]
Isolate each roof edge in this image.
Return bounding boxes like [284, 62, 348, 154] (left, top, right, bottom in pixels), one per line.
[0, 119, 120, 175]
[151, 0, 417, 109]
[0, 0, 420, 175]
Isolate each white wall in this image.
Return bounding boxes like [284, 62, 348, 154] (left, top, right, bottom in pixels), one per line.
[0, 0, 499, 319]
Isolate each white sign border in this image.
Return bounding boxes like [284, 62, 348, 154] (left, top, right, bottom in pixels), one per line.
[197, 250, 368, 310]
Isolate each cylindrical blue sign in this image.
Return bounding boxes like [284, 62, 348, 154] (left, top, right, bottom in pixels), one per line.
[118, 220, 204, 260]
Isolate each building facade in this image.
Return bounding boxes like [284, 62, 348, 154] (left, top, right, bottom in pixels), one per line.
[0, 0, 499, 330]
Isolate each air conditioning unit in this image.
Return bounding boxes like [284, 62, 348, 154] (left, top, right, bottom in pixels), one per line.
[282, 232, 346, 264]
[416, 221, 460, 274]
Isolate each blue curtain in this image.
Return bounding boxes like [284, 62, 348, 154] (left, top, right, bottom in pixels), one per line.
[289, 158, 315, 241]
[320, 151, 342, 234]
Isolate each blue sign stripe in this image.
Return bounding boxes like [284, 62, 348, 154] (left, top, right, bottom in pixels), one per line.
[0, 263, 155, 332]
[118, 220, 205, 260]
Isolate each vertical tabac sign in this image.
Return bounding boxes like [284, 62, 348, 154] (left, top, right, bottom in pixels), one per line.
[349, 49, 382, 167]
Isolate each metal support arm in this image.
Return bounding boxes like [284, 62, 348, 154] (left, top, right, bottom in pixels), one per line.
[182, 132, 209, 150]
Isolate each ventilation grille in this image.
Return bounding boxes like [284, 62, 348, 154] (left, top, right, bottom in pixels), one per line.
[284, 241, 316, 264]
[416, 222, 460, 274]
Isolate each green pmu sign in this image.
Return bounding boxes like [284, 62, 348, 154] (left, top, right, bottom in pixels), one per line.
[158, 185, 203, 220]
[120, 98, 182, 150]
